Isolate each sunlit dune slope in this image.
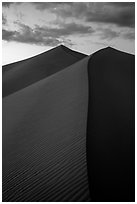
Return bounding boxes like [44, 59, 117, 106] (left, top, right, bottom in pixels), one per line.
[3, 56, 91, 202]
[2, 45, 87, 97]
[87, 47, 135, 202]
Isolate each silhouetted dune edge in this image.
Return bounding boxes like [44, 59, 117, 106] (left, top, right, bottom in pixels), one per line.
[3, 47, 135, 201]
[3, 55, 90, 99]
[3, 45, 87, 97]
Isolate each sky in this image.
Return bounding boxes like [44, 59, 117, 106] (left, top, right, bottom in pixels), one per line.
[2, 2, 135, 65]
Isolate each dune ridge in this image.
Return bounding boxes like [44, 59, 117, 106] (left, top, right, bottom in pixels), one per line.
[2, 46, 135, 202]
[3, 45, 87, 97]
[3, 56, 91, 201]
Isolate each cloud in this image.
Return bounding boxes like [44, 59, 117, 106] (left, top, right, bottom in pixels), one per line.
[107, 2, 135, 8]
[2, 2, 21, 7]
[35, 22, 93, 38]
[2, 29, 17, 41]
[2, 28, 62, 47]
[2, 1, 135, 53]
[86, 3, 135, 28]
[2, 25, 61, 47]
[123, 31, 135, 40]
[98, 28, 120, 40]
[33, 2, 73, 11]
[33, 2, 135, 28]
[2, 22, 93, 46]
[2, 14, 7, 25]
[34, 2, 88, 19]
[2, 2, 13, 7]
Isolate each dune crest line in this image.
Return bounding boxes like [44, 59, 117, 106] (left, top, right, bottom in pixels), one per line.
[3, 45, 86, 97]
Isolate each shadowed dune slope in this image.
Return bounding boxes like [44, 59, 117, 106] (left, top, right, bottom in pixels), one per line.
[2, 46, 135, 202]
[87, 47, 135, 201]
[3, 57, 91, 202]
[2, 45, 87, 97]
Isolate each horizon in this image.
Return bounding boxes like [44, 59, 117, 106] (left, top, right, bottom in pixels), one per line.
[2, 2, 135, 65]
[2, 44, 135, 66]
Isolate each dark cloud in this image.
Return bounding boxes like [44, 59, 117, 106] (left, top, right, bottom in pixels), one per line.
[86, 3, 135, 28]
[2, 2, 134, 49]
[2, 24, 61, 47]
[33, 2, 73, 11]
[2, 22, 93, 46]
[34, 2, 88, 19]
[2, 29, 17, 41]
[2, 2, 11, 7]
[2, 2, 22, 7]
[35, 22, 93, 38]
[33, 2, 135, 28]
[2, 28, 62, 47]
[51, 2, 87, 19]
[2, 2, 14, 7]
[2, 14, 7, 25]
[87, 3, 135, 28]
[107, 2, 135, 8]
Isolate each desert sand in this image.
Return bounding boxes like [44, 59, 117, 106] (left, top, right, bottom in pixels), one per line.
[2, 45, 135, 202]
[3, 45, 86, 97]
[87, 47, 135, 201]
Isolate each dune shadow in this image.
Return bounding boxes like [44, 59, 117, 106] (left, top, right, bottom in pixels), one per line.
[86, 47, 135, 201]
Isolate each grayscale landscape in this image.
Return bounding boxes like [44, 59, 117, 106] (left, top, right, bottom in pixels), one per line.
[2, 2, 135, 202]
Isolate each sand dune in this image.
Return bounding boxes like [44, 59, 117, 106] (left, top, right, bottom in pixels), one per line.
[87, 47, 135, 201]
[3, 45, 86, 97]
[2, 46, 135, 202]
[3, 56, 91, 201]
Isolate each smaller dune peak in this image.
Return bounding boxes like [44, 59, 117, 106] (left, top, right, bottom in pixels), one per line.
[102, 46, 118, 52]
[105, 46, 134, 56]
[94, 46, 131, 57]
[106, 46, 114, 50]
[106, 46, 120, 52]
